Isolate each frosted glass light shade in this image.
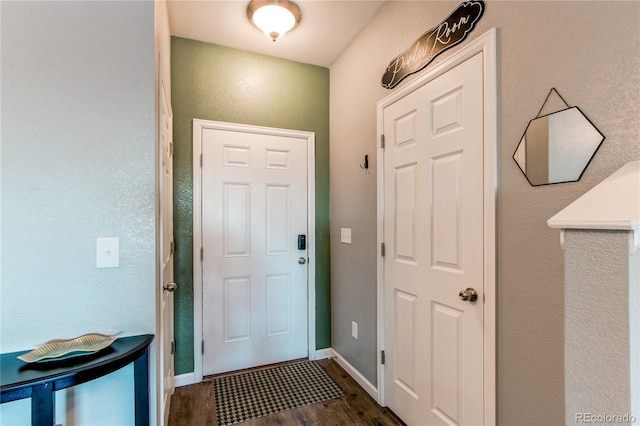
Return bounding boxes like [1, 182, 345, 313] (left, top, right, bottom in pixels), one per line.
[247, 1, 301, 41]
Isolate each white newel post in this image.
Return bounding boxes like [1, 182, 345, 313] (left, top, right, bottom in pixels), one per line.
[548, 161, 640, 425]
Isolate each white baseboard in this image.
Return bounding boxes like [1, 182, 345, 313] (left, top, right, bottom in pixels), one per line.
[331, 349, 378, 401]
[174, 350, 332, 387]
[174, 372, 196, 388]
[315, 348, 333, 360]
[172, 348, 373, 393]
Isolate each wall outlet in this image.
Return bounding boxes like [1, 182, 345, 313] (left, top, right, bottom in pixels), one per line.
[352, 321, 358, 339]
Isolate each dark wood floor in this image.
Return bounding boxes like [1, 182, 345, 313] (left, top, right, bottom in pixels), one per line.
[168, 358, 405, 426]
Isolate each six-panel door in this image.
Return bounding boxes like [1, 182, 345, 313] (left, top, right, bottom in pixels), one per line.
[201, 128, 309, 375]
[383, 53, 485, 425]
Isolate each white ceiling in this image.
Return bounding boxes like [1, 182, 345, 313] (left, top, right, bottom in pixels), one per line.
[167, 0, 388, 67]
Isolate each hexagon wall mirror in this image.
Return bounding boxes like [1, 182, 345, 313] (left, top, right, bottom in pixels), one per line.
[513, 88, 605, 186]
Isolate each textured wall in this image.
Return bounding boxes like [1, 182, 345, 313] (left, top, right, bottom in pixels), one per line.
[330, 1, 640, 423]
[171, 37, 331, 375]
[0, 1, 156, 424]
[564, 230, 637, 423]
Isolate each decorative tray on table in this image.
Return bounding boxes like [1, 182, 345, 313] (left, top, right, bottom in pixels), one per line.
[17, 333, 119, 363]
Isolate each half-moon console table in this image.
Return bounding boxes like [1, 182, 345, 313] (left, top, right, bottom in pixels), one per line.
[0, 334, 154, 426]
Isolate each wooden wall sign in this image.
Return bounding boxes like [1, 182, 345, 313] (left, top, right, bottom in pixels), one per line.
[381, 1, 485, 89]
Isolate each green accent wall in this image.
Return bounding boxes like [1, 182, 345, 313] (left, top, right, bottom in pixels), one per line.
[171, 36, 331, 375]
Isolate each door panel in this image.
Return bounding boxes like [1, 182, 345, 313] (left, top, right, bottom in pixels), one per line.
[394, 164, 418, 263]
[431, 302, 463, 423]
[224, 276, 251, 342]
[394, 289, 418, 397]
[223, 183, 251, 256]
[383, 52, 484, 425]
[202, 128, 308, 375]
[431, 153, 463, 271]
[266, 274, 291, 335]
[266, 185, 290, 254]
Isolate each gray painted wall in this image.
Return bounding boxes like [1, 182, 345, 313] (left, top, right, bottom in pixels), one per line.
[330, 1, 640, 424]
[1, 1, 156, 423]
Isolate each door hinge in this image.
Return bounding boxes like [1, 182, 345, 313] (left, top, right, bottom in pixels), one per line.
[170, 240, 175, 256]
[169, 142, 174, 157]
[381, 242, 386, 257]
[381, 350, 385, 365]
[171, 340, 176, 355]
[201, 340, 205, 354]
[200, 247, 203, 261]
[200, 153, 203, 168]
[380, 134, 385, 149]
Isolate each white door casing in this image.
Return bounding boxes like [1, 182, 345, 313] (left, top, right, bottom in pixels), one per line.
[158, 58, 175, 426]
[377, 29, 497, 425]
[193, 120, 316, 380]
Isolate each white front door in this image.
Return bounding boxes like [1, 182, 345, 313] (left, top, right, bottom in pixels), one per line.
[201, 126, 309, 375]
[382, 52, 485, 425]
[158, 70, 175, 425]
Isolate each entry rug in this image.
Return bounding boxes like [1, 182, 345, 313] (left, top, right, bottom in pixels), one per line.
[213, 361, 345, 425]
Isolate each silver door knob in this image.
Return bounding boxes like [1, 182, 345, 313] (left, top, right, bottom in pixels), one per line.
[163, 282, 177, 292]
[458, 287, 478, 302]
[298, 257, 307, 264]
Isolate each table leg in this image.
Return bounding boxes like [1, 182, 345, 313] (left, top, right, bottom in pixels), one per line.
[134, 346, 150, 426]
[31, 382, 54, 426]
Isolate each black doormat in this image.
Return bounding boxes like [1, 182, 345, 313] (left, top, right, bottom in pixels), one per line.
[213, 360, 345, 425]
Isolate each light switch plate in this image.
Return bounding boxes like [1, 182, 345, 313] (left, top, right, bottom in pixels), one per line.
[96, 237, 119, 268]
[340, 228, 352, 244]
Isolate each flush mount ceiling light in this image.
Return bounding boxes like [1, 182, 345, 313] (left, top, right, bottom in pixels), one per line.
[247, 0, 301, 42]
